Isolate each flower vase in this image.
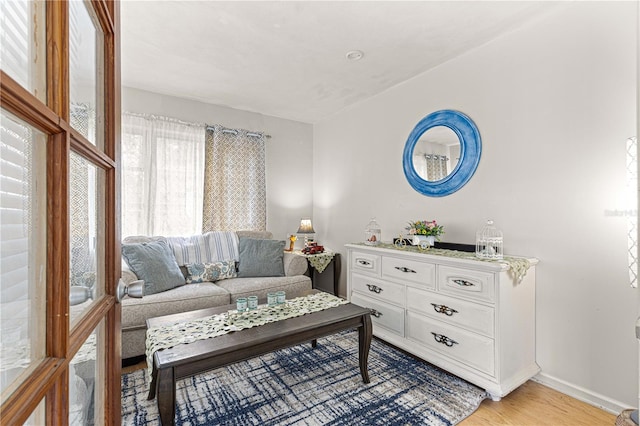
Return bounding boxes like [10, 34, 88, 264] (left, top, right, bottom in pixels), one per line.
[410, 235, 435, 247]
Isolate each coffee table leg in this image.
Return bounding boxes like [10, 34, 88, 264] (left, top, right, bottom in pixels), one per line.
[157, 367, 176, 426]
[358, 313, 372, 384]
[148, 364, 158, 400]
[311, 339, 317, 348]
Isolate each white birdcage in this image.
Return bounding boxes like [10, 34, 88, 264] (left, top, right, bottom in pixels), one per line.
[476, 220, 503, 259]
[364, 218, 381, 245]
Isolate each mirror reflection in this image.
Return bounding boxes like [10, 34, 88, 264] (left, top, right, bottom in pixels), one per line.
[411, 126, 460, 181]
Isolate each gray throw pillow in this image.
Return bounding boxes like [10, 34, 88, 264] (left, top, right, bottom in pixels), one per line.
[237, 238, 285, 278]
[122, 240, 185, 295]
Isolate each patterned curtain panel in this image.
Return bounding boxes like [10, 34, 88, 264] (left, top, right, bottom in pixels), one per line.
[69, 103, 95, 287]
[69, 153, 94, 287]
[425, 155, 448, 181]
[121, 113, 205, 237]
[202, 126, 266, 232]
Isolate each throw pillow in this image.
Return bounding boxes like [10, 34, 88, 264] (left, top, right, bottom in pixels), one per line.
[121, 240, 185, 296]
[237, 237, 285, 278]
[185, 260, 236, 284]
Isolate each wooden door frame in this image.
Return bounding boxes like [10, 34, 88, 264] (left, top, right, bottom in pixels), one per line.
[0, 0, 121, 424]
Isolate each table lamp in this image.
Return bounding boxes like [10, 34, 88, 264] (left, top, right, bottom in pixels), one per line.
[297, 218, 316, 247]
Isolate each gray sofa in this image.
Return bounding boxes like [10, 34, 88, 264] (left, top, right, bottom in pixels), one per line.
[119, 231, 311, 359]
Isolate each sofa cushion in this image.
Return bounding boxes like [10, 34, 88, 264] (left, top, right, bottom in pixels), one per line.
[121, 283, 230, 330]
[216, 275, 312, 303]
[185, 260, 236, 283]
[122, 240, 185, 295]
[237, 237, 285, 278]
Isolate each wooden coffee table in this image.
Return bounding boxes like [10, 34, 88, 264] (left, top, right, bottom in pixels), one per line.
[146, 292, 372, 426]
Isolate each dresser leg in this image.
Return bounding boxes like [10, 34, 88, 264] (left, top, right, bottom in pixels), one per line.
[487, 392, 502, 402]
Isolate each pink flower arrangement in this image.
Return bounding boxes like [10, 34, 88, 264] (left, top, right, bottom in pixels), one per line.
[406, 220, 444, 239]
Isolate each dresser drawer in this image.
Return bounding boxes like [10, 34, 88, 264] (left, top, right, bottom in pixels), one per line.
[438, 265, 495, 302]
[351, 251, 381, 276]
[352, 274, 405, 306]
[406, 312, 494, 376]
[406, 287, 494, 338]
[350, 293, 404, 337]
[381, 256, 435, 289]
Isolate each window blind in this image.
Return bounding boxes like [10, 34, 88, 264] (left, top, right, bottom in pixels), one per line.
[0, 114, 32, 329]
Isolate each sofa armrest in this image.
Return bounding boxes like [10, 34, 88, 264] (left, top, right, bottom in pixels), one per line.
[121, 269, 139, 286]
[283, 252, 307, 276]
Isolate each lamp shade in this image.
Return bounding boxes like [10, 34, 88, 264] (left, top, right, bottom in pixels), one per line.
[297, 219, 315, 234]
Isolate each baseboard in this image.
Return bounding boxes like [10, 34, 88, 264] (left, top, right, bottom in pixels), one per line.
[533, 372, 631, 415]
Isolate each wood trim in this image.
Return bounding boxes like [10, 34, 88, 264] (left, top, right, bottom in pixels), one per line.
[68, 296, 115, 356]
[46, 369, 69, 426]
[105, 298, 122, 425]
[70, 131, 117, 169]
[46, 0, 69, 119]
[0, 358, 65, 426]
[92, 0, 116, 35]
[47, 132, 70, 360]
[105, 2, 123, 422]
[0, 71, 60, 133]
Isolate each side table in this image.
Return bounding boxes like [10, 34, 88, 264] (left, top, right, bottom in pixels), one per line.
[293, 250, 340, 296]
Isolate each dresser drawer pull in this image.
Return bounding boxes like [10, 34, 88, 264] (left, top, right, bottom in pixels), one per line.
[356, 259, 372, 267]
[395, 266, 417, 274]
[370, 309, 383, 318]
[431, 303, 458, 316]
[366, 284, 383, 294]
[453, 278, 475, 287]
[431, 332, 459, 347]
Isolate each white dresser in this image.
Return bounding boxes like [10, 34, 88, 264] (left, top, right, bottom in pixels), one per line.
[345, 243, 539, 400]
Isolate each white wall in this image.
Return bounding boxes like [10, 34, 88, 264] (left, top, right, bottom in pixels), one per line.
[122, 87, 314, 240]
[313, 2, 638, 412]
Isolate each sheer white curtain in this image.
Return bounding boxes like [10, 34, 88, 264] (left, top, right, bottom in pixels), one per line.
[121, 113, 205, 237]
[626, 136, 637, 288]
[202, 126, 266, 231]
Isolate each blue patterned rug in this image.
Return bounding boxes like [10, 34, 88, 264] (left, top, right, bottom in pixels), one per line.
[121, 331, 486, 425]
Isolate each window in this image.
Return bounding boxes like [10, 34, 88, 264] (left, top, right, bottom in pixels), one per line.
[121, 113, 205, 237]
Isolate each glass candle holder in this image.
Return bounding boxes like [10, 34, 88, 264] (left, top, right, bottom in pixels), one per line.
[276, 291, 286, 304]
[236, 297, 247, 312]
[247, 295, 258, 310]
[267, 292, 278, 306]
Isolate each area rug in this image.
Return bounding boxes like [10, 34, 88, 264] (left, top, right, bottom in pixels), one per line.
[121, 331, 486, 425]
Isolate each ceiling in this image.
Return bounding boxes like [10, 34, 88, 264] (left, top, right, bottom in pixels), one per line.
[121, 1, 557, 124]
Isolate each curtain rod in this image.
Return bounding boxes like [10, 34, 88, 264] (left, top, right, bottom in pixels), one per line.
[206, 125, 271, 139]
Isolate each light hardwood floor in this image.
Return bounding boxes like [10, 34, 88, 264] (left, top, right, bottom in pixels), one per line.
[462, 380, 616, 425]
[124, 359, 617, 425]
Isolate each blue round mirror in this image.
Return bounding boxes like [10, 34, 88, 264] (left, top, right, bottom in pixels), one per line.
[403, 110, 481, 197]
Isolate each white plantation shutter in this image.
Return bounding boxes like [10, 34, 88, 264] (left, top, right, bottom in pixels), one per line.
[0, 111, 46, 396]
[0, 110, 47, 387]
[0, 1, 45, 99]
[0, 117, 32, 317]
[0, 0, 46, 402]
